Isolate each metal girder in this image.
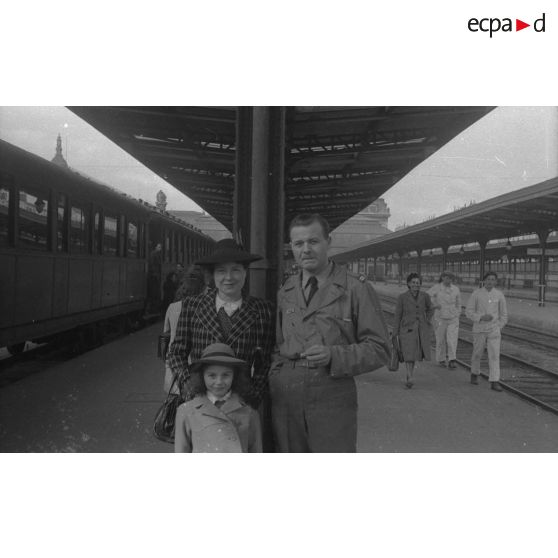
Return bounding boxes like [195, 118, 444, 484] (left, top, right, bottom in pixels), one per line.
[94, 105, 237, 124]
[288, 129, 433, 156]
[287, 174, 395, 191]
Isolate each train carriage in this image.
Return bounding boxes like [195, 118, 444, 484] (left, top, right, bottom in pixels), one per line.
[0, 140, 213, 354]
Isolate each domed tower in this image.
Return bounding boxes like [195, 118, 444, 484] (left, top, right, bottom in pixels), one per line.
[51, 134, 68, 168]
[155, 190, 167, 211]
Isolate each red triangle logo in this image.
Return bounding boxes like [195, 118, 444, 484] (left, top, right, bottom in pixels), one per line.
[516, 19, 530, 31]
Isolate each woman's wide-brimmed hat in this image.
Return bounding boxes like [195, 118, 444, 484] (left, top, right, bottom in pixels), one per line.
[189, 343, 249, 374]
[195, 239, 262, 266]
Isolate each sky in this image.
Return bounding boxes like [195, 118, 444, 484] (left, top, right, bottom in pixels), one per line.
[0, 106, 556, 230]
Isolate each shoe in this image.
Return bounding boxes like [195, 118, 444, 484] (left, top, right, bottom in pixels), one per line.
[491, 381, 503, 392]
[448, 360, 457, 369]
[438, 361, 447, 367]
[470, 374, 479, 385]
[405, 381, 414, 389]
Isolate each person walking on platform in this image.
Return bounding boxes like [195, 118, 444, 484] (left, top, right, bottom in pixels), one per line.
[174, 343, 262, 452]
[162, 271, 180, 317]
[147, 242, 162, 314]
[393, 273, 435, 389]
[166, 239, 275, 448]
[465, 271, 508, 391]
[269, 213, 390, 453]
[427, 271, 461, 368]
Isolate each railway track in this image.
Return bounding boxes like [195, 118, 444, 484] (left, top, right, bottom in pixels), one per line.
[0, 316, 156, 389]
[380, 297, 558, 415]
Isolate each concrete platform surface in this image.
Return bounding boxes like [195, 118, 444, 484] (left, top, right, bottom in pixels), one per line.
[0, 324, 172, 453]
[1, 323, 557, 452]
[356, 362, 558, 452]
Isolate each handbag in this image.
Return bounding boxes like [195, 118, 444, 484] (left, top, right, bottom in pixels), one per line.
[153, 371, 185, 443]
[388, 334, 404, 371]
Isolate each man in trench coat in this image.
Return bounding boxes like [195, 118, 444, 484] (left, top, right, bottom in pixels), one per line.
[269, 214, 390, 452]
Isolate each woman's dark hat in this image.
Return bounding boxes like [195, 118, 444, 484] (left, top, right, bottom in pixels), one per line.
[189, 343, 249, 374]
[195, 239, 262, 266]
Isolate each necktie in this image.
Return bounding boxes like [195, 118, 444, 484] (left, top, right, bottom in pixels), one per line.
[214, 399, 226, 409]
[306, 276, 318, 306]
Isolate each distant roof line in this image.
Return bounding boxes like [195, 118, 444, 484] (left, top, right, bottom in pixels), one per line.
[332, 176, 558, 260]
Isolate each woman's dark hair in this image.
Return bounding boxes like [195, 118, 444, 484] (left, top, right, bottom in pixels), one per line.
[188, 364, 251, 401]
[406, 272, 421, 285]
[202, 262, 249, 274]
[483, 271, 498, 281]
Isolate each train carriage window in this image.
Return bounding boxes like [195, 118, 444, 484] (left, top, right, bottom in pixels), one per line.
[93, 211, 102, 254]
[70, 205, 88, 253]
[18, 188, 49, 250]
[127, 221, 138, 257]
[57, 194, 68, 252]
[137, 222, 144, 258]
[104, 214, 118, 256]
[164, 232, 170, 263]
[119, 215, 126, 257]
[173, 232, 179, 263]
[0, 186, 9, 246]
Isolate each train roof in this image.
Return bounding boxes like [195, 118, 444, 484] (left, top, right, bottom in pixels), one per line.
[0, 139, 213, 242]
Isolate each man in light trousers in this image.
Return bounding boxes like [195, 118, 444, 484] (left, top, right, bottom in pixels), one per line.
[465, 271, 508, 391]
[428, 270, 461, 368]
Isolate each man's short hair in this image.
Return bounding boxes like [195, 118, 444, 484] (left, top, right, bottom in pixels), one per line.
[288, 213, 330, 239]
[483, 271, 498, 281]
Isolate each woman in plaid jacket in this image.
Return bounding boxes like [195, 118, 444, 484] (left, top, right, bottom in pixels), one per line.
[166, 239, 275, 410]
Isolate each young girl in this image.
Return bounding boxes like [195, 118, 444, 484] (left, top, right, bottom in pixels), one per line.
[174, 343, 262, 453]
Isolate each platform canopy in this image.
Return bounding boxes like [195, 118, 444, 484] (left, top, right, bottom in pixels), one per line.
[68, 106, 493, 231]
[332, 177, 558, 261]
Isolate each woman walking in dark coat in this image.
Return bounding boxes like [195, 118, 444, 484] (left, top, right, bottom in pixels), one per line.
[393, 273, 434, 389]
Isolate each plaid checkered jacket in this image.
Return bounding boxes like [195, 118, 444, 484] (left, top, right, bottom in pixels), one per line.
[167, 291, 275, 407]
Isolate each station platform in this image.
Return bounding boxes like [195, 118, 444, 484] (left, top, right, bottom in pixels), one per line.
[372, 281, 558, 333]
[1, 322, 557, 453]
[0, 323, 172, 453]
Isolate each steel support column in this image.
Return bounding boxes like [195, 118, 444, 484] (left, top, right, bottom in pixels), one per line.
[537, 228, 550, 307]
[246, 107, 286, 300]
[397, 250, 404, 285]
[478, 239, 487, 287]
[416, 249, 422, 276]
[441, 244, 448, 271]
[234, 107, 253, 247]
